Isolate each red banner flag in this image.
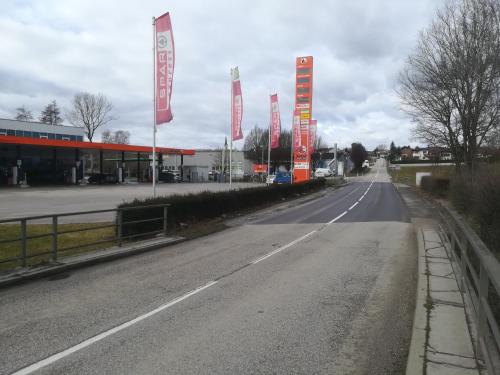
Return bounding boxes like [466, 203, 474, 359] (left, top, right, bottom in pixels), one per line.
[155, 13, 175, 125]
[309, 119, 317, 153]
[270, 94, 281, 149]
[231, 67, 243, 141]
[293, 111, 302, 154]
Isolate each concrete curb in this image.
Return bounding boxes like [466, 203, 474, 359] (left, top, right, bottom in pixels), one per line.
[0, 236, 185, 289]
[406, 227, 428, 375]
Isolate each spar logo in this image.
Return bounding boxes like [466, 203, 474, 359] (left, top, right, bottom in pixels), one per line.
[157, 30, 173, 110]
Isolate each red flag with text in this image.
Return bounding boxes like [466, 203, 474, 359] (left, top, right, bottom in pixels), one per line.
[155, 13, 175, 125]
[270, 94, 281, 149]
[231, 67, 243, 140]
[293, 111, 302, 154]
[309, 119, 317, 153]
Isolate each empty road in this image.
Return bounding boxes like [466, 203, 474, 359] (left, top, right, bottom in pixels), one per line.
[0, 159, 417, 374]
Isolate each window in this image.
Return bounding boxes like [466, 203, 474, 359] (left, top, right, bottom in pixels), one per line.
[32, 132, 39, 138]
[7, 129, 15, 136]
[56, 134, 63, 140]
[76, 136, 83, 141]
[48, 133, 55, 140]
[62, 136, 70, 141]
[69, 135, 76, 141]
[297, 68, 310, 74]
[15, 130, 23, 137]
[23, 131, 32, 138]
[0, 128, 6, 136]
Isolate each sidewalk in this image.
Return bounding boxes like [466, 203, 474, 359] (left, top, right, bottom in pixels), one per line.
[395, 183, 484, 375]
[0, 235, 184, 288]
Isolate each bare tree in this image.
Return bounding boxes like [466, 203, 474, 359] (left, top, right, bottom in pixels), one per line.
[67, 92, 115, 142]
[398, 0, 500, 169]
[101, 129, 130, 144]
[39, 100, 63, 125]
[15, 105, 33, 121]
[243, 124, 267, 164]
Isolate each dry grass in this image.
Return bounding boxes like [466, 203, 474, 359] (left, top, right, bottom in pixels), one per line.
[0, 223, 116, 270]
[388, 165, 454, 186]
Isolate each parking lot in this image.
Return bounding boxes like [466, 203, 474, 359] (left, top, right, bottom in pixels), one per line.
[0, 182, 264, 221]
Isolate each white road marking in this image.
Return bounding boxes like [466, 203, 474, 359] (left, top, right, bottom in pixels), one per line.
[327, 210, 348, 224]
[251, 230, 317, 264]
[11, 281, 218, 375]
[348, 202, 359, 210]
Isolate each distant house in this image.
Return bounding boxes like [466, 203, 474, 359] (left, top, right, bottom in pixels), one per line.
[400, 146, 413, 160]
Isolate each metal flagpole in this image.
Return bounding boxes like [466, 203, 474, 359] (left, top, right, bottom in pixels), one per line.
[229, 68, 233, 189]
[267, 95, 271, 184]
[152, 16, 157, 197]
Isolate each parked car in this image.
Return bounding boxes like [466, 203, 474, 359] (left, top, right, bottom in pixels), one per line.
[273, 172, 292, 184]
[159, 170, 181, 183]
[314, 168, 333, 178]
[88, 173, 118, 184]
[266, 174, 276, 184]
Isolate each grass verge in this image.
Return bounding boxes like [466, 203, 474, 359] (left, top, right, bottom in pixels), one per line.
[0, 223, 115, 271]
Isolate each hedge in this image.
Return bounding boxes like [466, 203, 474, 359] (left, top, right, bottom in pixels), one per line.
[118, 179, 326, 236]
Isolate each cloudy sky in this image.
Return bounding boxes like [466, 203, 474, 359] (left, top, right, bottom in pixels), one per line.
[0, 0, 444, 150]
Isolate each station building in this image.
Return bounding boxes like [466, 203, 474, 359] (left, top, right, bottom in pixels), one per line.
[0, 118, 195, 186]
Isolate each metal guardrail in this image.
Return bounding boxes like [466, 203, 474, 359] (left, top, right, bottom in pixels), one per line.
[0, 204, 170, 268]
[438, 204, 500, 374]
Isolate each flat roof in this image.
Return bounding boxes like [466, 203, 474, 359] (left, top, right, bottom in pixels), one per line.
[0, 135, 195, 156]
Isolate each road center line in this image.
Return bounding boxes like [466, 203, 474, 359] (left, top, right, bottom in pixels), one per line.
[327, 210, 348, 224]
[348, 201, 359, 210]
[11, 281, 218, 375]
[251, 230, 317, 264]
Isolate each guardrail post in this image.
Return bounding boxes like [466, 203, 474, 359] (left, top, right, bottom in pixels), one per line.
[117, 209, 123, 247]
[52, 216, 58, 261]
[460, 241, 467, 293]
[20, 219, 27, 267]
[476, 263, 489, 357]
[163, 206, 168, 235]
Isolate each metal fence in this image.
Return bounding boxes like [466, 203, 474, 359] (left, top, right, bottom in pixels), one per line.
[439, 204, 500, 374]
[0, 204, 170, 268]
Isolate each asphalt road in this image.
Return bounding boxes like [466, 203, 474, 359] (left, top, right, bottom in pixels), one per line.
[0, 159, 417, 374]
[0, 182, 264, 222]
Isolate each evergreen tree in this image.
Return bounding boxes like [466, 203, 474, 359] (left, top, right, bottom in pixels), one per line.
[39, 100, 63, 125]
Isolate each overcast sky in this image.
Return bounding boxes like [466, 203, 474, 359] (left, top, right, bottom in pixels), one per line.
[0, 0, 445, 150]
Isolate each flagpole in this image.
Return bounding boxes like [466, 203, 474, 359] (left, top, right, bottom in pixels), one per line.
[229, 68, 233, 189]
[152, 16, 157, 197]
[267, 95, 271, 184]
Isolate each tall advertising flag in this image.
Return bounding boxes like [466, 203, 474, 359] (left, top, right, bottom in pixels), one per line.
[231, 67, 243, 141]
[270, 94, 281, 149]
[155, 12, 175, 125]
[293, 111, 302, 153]
[309, 119, 317, 153]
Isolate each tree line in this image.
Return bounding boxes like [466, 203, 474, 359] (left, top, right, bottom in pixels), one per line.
[12, 93, 128, 143]
[398, 0, 500, 171]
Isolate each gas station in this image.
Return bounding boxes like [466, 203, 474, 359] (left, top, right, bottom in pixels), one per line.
[0, 119, 194, 186]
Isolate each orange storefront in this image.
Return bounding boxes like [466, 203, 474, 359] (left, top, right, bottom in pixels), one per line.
[0, 135, 195, 186]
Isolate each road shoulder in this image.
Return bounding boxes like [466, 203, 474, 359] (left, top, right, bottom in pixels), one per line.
[396, 184, 483, 375]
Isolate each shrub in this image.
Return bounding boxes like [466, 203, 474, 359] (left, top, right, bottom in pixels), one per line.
[420, 176, 450, 197]
[118, 180, 326, 237]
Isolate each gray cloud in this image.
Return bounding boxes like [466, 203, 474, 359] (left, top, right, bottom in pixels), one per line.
[0, 0, 444, 149]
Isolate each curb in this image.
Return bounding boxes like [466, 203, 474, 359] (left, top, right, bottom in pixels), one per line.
[0, 236, 185, 289]
[406, 227, 428, 375]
